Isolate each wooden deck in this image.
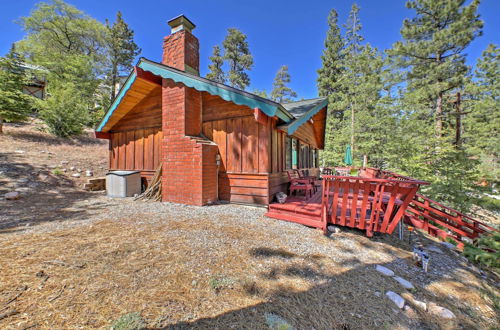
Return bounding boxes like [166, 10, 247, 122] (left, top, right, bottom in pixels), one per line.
[265, 190, 324, 229]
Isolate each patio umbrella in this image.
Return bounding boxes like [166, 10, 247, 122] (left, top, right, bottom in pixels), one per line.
[344, 144, 353, 166]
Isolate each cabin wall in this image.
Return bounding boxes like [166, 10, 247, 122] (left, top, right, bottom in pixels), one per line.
[201, 93, 322, 205]
[108, 87, 162, 180]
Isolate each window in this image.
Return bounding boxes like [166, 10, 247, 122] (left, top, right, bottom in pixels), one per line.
[285, 137, 292, 169]
[291, 138, 298, 169]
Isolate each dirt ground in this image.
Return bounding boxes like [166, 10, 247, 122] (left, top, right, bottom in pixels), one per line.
[0, 123, 499, 329]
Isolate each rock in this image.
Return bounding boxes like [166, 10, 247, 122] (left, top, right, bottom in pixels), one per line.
[376, 265, 394, 277]
[5, 191, 21, 200]
[71, 173, 81, 178]
[374, 291, 381, 297]
[77, 169, 82, 173]
[328, 225, 342, 233]
[386, 291, 405, 309]
[393, 276, 415, 290]
[69, 166, 76, 171]
[14, 150, 25, 154]
[47, 165, 57, 169]
[441, 242, 456, 250]
[427, 246, 443, 254]
[63, 168, 67, 172]
[411, 299, 427, 311]
[428, 303, 455, 319]
[60, 161, 69, 165]
[85, 170, 93, 177]
[38, 173, 49, 181]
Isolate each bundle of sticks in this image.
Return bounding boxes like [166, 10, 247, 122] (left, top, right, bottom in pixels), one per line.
[134, 165, 162, 201]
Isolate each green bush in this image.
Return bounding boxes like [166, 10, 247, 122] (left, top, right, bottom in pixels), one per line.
[464, 232, 500, 269]
[110, 312, 145, 330]
[39, 83, 90, 138]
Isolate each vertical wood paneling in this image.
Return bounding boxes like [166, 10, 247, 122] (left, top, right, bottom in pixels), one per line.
[227, 118, 242, 172]
[134, 129, 144, 170]
[126, 131, 135, 170]
[258, 118, 270, 173]
[118, 132, 126, 169]
[153, 131, 161, 168]
[271, 128, 278, 173]
[212, 120, 227, 172]
[241, 117, 258, 173]
[144, 129, 155, 170]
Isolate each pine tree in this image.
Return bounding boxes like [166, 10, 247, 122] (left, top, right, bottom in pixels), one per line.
[270, 65, 297, 103]
[222, 28, 253, 90]
[388, 0, 483, 138]
[206, 45, 225, 83]
[0, 45, 32, 133]
[106, 11, 141, 101]
[464, 44, 500, 183]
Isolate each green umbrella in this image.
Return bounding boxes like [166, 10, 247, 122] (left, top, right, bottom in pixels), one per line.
[344, 144, 353, 166]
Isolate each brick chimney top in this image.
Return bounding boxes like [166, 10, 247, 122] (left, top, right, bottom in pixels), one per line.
[168, 15, 196, 34]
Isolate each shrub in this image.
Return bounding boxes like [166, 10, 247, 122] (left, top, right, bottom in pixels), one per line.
[110, 312, 145, 330]
[464, 232, 500, 269]
[39, 83, 89, 138]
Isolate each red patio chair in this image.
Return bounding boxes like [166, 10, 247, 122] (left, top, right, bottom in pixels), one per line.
[287, 170, 314, 199]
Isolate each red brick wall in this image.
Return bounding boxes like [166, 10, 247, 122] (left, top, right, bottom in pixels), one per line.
[162, 30, 199, 73]
[161, 79, 217, 205]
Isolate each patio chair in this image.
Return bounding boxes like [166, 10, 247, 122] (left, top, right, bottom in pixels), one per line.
[287, 170, 314, 199]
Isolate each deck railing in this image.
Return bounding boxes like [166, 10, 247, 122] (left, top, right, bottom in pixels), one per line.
[320, 175, 426, 236]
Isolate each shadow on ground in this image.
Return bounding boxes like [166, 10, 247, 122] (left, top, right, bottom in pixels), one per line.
[0, 152, 108, 234]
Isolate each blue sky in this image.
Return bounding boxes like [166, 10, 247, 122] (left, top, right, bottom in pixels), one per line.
[1, 0, 498, 99]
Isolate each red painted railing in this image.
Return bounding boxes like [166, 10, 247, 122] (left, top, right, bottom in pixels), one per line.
[360, 167, 497, 249]
[405, 194, 497, 250]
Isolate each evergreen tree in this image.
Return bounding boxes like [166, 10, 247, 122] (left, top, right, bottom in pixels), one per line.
[387, 0, 483, 138]
[106, 11, 141, 101]
[252, 89, 269, 98]
[270, 65, 297, 103]
[464, 44, 500, 183]
[17, 0, 109, 135]
[0, 45, 33, 133]
[206, 45, 225, 83]
[222, 28, 253, 90]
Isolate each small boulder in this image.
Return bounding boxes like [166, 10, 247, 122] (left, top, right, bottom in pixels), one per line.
[412, 299, 427, 311]
[386, 291, 405, 309]
[328, 225, 342, 233]
[393, 276, 415, 290]
[441, 242, 456, 250]
[71, 173, 81, 178]
[376, 265, 394, 277]
[5, 191, 21, 200]
[427, 246, 443, 254]
[428, 303, 455, 319]
[85, 170, 93, 177]
[60, 161, 69, 165]
[69, 166, 76, 171]
[14, 150, 25, 154]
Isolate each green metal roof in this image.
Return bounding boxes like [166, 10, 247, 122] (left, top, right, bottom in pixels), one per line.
[279, 98, 328, 134]
[96, 58, 327, 133]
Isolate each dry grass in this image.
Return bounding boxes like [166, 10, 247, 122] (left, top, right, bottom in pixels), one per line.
[0, 212, 498, 329]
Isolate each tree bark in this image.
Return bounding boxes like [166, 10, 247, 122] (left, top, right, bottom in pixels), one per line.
[435, 91, 443, 138]
[110, 63, 118, 103]
[454, 92, 462, 146]
[350, 102, 355, 161]
[0, 116, 3, 134]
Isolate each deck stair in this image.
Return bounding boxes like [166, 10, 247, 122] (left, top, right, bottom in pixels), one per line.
[265, 169, 497, 248]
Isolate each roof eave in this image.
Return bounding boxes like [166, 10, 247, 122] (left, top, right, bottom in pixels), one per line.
[278, 98, 328, 135]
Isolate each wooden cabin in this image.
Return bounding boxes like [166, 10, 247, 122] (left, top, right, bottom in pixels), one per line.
[95, 15, 328, 206]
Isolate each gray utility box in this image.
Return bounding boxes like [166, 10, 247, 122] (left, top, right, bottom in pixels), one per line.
[106, 171, 141, 197]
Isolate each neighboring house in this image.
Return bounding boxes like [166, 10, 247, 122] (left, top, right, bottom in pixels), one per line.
[20, 63, 47, 99]
[95, 15, 328, 206]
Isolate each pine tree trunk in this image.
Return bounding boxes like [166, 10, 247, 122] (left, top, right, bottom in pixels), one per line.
[454, 92, 462, 146]
[350, 102, 355, 162]
[110, 63, 118, 102]
[0, 116, 3, 134]
[435, 91, 443, 138]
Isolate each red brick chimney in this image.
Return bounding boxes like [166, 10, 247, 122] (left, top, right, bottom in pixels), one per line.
[162, 15, 199, 75]
[161, 15, 218, 206]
